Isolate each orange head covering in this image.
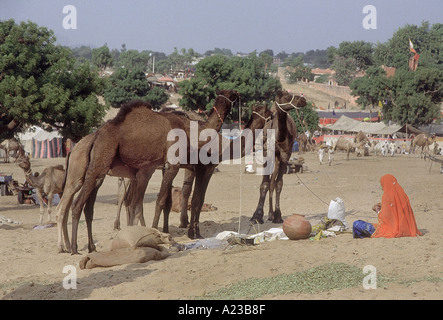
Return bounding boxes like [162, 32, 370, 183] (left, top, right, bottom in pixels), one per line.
[371, 174, 422, 238]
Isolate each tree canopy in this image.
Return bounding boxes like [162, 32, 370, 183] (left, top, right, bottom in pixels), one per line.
[350, 22, 443, 126]
[0, 19, 107, 142]
[178, 53, 282, 121]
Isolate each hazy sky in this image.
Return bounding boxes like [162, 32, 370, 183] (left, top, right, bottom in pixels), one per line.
[2, 0, 442, 54]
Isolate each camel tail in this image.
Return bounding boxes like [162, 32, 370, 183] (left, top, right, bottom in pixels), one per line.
[61, 151, 71, 191]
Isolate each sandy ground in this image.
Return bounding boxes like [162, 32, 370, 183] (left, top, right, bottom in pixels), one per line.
[0, 149, 442, 301]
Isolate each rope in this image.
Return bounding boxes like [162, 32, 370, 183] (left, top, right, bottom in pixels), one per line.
[238, 98, 242, 234]
[294, 173, 329, 206]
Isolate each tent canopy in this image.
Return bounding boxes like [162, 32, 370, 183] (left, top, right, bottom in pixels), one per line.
[324, 115, 423, 135]
[18, 126, 63, 158]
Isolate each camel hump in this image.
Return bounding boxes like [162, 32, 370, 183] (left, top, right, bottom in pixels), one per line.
[110, 100, 154, 125]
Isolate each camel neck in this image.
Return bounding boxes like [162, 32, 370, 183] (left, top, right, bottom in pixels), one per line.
[276, 109, 289, 143]
[23, 168, 36, 186]
[205, 96, 233, 131]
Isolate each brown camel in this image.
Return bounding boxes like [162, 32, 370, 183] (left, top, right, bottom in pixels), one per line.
[410, 133, 435, 156]
[57, 90, 239, 254]
[114, 90, 239, 233]
[176, 104, 273, 236]
[296, 133, 308, 153]
[250, 90, 307, 224]
[333, 136, 365, 160]
[113, 108, 208, 230]
[0, 138, 24, 163]
[16, 155, 64, 224]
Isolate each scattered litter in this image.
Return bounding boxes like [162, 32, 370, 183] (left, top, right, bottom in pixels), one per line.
[0, 215, 21, 225]
[327, 197, 349, 229]
[32, 223, 56, 230]
[177, 228, 289, 250]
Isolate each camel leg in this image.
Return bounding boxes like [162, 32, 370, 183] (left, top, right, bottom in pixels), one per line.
[82, 178, 104, 253]
[35, 189, 45, 225]
[179, 168, 195, 228]
[57, 186, 83, 254]
[188, 165, 215, 239]
[270, 162, 287, 223]
[267, 160, 280, 221]
[114, 177, 126, 230]
[152, 164, 180, 233]
[122, 178, 147, 226]
[127, 170, 152, 227]
[161, 165, 181, 233]
[250, 174, 270, 224]
[46, 191, 54, 222]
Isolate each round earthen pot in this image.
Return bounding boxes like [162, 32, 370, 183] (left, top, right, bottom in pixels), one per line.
[283, 214, 312, 240]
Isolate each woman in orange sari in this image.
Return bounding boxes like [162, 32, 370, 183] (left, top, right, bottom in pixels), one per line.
[353, 174, 422, 238]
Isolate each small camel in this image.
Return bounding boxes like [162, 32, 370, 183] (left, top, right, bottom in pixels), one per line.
[332, 136, 365, 160]
[16, 155, 64, 224]
[0, 138, 24, 163]
[410, 133, 435, 157]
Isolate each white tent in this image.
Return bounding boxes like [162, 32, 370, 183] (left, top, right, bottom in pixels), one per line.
[324, 115, 407, 135]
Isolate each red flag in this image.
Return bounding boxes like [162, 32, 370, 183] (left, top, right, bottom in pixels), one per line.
[409, 39, 419, 61]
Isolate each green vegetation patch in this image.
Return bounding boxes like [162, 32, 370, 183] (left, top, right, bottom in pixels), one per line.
[199, 262, 382, 300]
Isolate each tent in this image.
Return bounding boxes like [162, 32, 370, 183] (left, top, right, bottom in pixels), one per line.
[324, 115, 423, 136]
[31, 130, 63, 158]
[18, 127, 64, 158]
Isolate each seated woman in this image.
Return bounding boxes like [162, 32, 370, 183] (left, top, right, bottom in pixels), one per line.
[353, 174, 422, 238]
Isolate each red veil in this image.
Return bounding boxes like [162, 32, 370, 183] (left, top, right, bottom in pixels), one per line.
[372, 174, 422, 238]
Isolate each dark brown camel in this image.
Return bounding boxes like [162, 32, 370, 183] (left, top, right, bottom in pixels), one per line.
[113, 91, 238, 232]
[57, 90, 238, 254]
[250, 90, 307, 224]
[178, 104, 273, 237]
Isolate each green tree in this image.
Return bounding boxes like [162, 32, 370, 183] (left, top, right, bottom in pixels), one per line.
[92, 44, 113, 71]
[329, 41, 374, 85]
[103, 66, 168, 108]
[0, 19, 107, 142]
[178, 54, 282, 121]
[351, 22, 443, 126]
[289, 102, 319, 133]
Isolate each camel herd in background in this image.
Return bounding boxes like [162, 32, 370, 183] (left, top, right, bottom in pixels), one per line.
[1, 90, 441, 254]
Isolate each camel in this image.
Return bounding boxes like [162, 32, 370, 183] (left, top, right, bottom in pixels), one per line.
[117, 103, 272, 237]
[250, 90, 307, 224]
[410, 133, 435, 157]
[116, 90, 239, 235]
[354, 131, 370, 145]
[176, 104, 273, 237]
[296, 133, 308, 154]
[332, 136, 365, 160]
[113, 108, 208, 230]
[57, 90, 239, 254]
[16, 155, 64, 224]
[0, 138, 24, 163]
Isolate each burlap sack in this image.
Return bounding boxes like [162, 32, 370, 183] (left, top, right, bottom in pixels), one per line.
[111, 226, 172, 250]
[79, 226, 173, 269]
[79, 246, 169, 269]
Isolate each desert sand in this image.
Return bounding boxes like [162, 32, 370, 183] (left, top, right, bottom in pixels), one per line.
[0, 149, 442, 300]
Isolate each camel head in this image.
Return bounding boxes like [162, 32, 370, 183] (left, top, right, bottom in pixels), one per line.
[249, 104, 272, 128]
[215, 89, 240, 107]
[275, 89, 307, 112]
[16, 154, 31, 172]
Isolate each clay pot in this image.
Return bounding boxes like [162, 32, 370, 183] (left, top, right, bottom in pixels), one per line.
[283, 214, 312, 240]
